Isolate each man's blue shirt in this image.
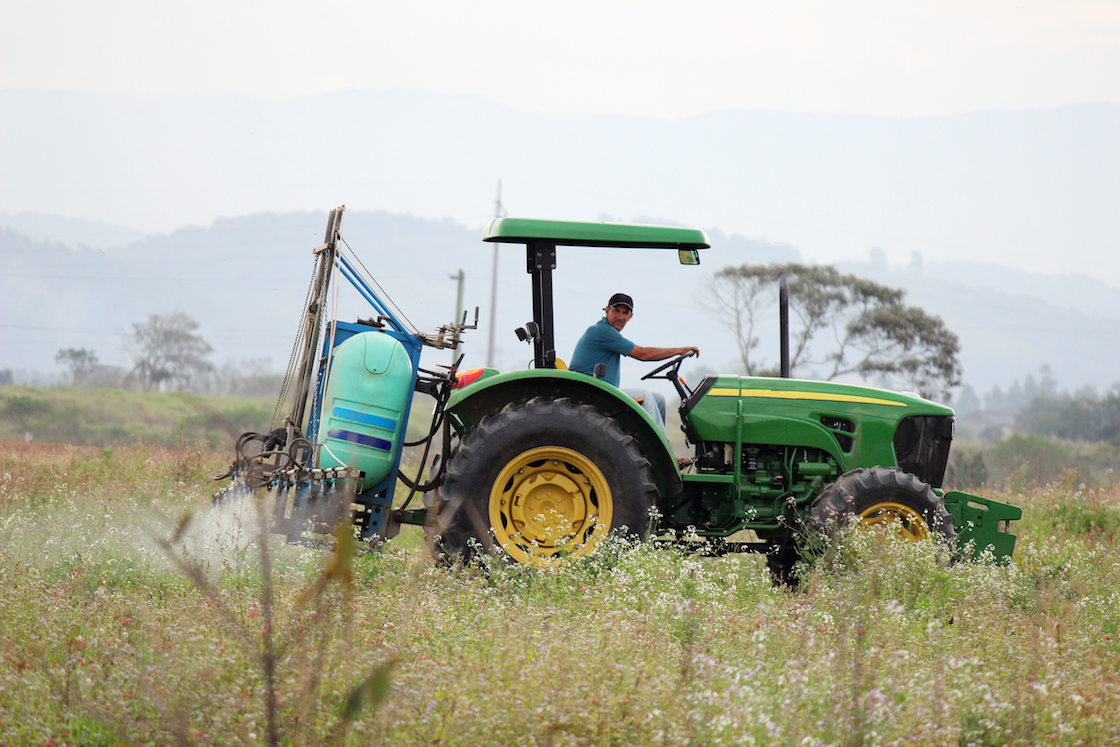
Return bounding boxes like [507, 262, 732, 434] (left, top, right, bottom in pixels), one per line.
[569, 317, 635, 387]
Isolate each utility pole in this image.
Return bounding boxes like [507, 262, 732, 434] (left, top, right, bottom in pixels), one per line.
[486, 180, 507, 367]
[451, 269, 465, 362]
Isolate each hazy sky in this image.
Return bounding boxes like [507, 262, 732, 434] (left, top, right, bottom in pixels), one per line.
[3, 0, 1119, 117]
[3, 1, 1119, 384]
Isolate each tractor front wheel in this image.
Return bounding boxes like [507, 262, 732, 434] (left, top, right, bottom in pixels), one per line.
[429, 397, 657, 567]
[806, 466, 957, 563]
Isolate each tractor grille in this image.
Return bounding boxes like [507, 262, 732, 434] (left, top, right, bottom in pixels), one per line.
[893, 415, 954, 489]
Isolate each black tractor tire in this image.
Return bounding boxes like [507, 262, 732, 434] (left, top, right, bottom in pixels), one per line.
[427, 396, 658, 567]
[806, 466, 957, 559]
[765, 539, 802, 588]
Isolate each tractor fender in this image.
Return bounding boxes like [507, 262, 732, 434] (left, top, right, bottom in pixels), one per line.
[447, 369, 683, 500]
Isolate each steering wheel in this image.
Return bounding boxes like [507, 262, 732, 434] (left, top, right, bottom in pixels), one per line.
[640, 351, 696, 400]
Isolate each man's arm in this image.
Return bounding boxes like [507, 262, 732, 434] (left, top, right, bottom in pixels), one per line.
[627, 345, 700, 362]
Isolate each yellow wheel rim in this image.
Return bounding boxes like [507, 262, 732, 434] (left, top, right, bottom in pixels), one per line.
[488, 446, 613, 567]
[858, 502, 930, 542]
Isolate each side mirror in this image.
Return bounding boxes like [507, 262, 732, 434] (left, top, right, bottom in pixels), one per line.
[593, 363, 607, 379]
[525, 321, 540, 339]
[678, 248, 700, 266]
[514, 327, 528, 342]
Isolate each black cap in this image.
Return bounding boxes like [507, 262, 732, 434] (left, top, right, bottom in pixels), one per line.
[607, 293, 633, 311]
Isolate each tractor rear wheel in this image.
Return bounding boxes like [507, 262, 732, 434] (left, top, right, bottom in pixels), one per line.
[429, 397, 657, 567]
[806, 466, 957, 561]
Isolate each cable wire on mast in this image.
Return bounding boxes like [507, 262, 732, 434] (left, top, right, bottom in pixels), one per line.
[486, 180, 507, 367]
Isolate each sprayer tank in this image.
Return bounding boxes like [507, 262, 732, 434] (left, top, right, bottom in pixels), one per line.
[316, 331, 413, 485]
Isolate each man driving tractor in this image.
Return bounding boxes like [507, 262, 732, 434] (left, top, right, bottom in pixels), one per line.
[568, 292, 700, 428]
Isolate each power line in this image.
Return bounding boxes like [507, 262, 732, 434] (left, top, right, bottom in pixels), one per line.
[0, 324, 293, 341]
[1, 274, 303, 282]
[1, 324, 122, 335]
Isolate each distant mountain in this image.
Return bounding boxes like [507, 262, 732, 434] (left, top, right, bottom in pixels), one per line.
[0, 212, 147, 250]
[1, 90, 1117, 281]
[2, 211, 1118, 397]
[0, 211, 483, 375]
[919, 261, 1120, 321]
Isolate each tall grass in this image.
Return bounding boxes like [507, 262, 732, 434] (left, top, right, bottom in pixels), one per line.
[1, 444, 1119, 746]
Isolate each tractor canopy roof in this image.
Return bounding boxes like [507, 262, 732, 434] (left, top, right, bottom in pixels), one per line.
[484, 217, 710, 250]
[481, 217, 709, 370]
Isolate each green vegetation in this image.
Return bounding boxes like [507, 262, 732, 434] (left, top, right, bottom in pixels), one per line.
[949, 435, 1120, 492]
[1016, 388, 1120, 443]
[947, 370, 1120, 491]
[0, 386, 274, 448]
[2, 443, 1119, 745]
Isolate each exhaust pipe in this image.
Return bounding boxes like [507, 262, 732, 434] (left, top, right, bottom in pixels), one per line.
[779, 272, 790, 378]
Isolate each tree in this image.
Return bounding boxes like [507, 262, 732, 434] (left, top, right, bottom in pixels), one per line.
[1017, 389, 1120, 442]
[56, 347, 99, 386]
[701, 263, 961, 400]
[945, 448, 988, 490]
[955, 384, 981, 417]
[128, 312, 214, 392]
[984, 385, 1006, 412]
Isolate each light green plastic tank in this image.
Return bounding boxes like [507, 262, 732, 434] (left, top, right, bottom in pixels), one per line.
[316, 332, 413, 485]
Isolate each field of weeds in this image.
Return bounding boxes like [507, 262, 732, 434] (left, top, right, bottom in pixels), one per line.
[2, 442, 1119, 746]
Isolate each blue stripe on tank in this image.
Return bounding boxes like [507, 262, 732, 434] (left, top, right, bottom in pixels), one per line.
[326, 429, 392, 452]
[332, 406, 396, 431]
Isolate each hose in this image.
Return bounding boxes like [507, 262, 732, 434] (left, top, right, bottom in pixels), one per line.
[396, 369, 457, 505]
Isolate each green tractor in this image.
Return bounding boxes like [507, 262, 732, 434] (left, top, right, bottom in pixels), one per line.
[218, 209, 1020, 580]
